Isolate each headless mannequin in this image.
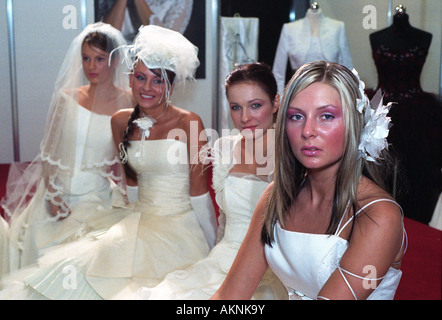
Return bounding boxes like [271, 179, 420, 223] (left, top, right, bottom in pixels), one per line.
[367, 7, 440, 225]
[306, 7, 321, 37]
[370, 11, 432, 51]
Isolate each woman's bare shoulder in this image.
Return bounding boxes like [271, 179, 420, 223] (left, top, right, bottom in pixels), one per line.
[111, 108, 133, 128]
[356, 176, 403, 228]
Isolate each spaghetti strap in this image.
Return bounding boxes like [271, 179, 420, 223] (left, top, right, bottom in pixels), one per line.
[392, 221, 408, 265]
[335, 198, 401, 237]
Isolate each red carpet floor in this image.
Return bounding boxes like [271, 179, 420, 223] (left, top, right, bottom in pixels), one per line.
[0, 163, 440, 300]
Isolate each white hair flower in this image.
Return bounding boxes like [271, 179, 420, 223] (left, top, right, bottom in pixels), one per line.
[352, 69, 393, 163]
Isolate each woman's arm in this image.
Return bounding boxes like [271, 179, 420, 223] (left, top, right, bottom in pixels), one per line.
[186, 113, 209, 197]
[211, 184, 273, 299]
[103, 0, 129, 31]
[317, 199, 404, 300]
[133, 0, 153, 26]
[185, 113, 218, 248]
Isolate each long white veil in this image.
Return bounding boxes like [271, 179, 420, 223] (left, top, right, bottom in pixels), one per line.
[1, 22, 132, 222]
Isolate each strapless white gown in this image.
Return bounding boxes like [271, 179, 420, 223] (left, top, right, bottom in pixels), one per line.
[0, 139, 209, 299]
[136, 135, 287, 300]
[7, 105, 122, 270]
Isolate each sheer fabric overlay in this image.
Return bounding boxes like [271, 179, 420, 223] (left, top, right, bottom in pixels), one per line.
[1, 22, 131, 224]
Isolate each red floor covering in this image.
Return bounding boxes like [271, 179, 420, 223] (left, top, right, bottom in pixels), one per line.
[0, 163, 440, 300]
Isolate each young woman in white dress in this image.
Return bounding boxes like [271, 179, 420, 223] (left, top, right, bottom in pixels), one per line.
[137, 62, 287, 300]
[0, 25, 216, 300]
[212, 61, 407, 300]
[1, 22, 134, 271]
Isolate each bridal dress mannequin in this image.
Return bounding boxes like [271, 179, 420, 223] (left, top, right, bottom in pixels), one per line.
[0, 22, 134, 271]
[272, 3, 353, 95]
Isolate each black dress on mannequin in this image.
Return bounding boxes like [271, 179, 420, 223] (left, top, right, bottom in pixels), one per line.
[368, 12, 441, 224]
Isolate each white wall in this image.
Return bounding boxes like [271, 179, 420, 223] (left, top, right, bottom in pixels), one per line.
[0, 2, 13, 163]
[0, 0, 95, 163]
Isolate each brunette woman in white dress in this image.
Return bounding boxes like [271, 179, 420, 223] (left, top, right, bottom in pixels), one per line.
[0, 25, 215, 300]
[137, 62, 287, 300]
[1, 22, 134, 271]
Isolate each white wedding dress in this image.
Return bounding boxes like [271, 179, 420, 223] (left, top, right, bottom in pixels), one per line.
[0, 139, 209, 299]
[7, 103, 125, 270]
[137, 135, 287, 300]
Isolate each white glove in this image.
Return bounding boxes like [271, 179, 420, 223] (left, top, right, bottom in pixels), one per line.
[126, 185, 138, 204]
[111, 182, 138, 207]
[190, 192, 218, 250]
[216, 210, 226, 243]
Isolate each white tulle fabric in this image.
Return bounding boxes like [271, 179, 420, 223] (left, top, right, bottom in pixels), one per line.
[352, 69, 393, 163]
[136, 135, 287, 300]
[1, 22, 132, 270]
[116, 24, 199, 88]
[0, 139, 210, 300]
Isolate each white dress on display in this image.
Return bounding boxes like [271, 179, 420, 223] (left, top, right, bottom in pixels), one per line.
[272, 8, 353, 95]
[0, 139, 209, 300]
[137, 135, 287, 300]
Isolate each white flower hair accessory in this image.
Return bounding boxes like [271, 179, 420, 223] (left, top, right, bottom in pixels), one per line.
[352, 69, 394, 163]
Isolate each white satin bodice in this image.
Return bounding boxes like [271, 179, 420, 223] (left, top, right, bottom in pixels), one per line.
[56, 105, 112, 196]
[127, 139, 192, 214]
[218, 175, 268, 247]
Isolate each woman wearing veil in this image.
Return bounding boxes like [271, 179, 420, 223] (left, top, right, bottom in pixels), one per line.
[0, 25, 214, 300]
[0, 22, 134, 271]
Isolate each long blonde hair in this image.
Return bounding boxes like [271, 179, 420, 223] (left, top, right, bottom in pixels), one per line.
[261, 61, 396, 244]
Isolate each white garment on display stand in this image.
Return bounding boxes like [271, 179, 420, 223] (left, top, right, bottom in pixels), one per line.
[219, 16, 259, 130]
[272, 8, 353, 95]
